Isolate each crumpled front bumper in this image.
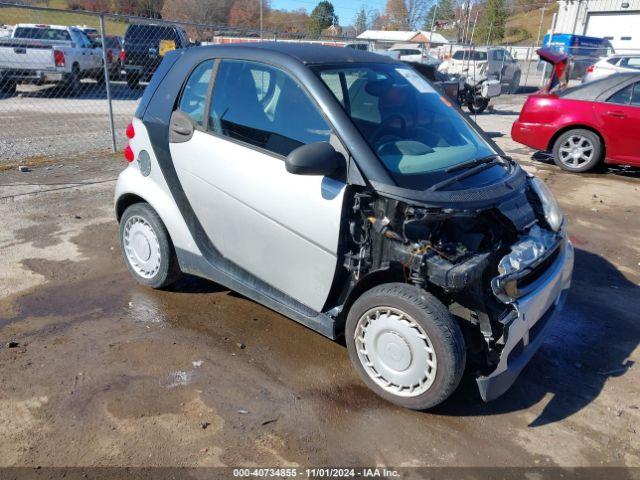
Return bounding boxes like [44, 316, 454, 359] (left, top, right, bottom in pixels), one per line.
[476, 235, 574, 402]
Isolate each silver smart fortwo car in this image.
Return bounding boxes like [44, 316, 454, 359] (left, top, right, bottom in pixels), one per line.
[115, 43, 573, 410]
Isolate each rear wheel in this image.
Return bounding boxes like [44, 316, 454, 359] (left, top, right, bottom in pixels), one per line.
[126, 74, 140, 89]
[0, 79, 16, 95]
[345, 283, 466, 410]
[467, 96, 489, 114]
[119, 203, 182, 289]
[552, 129, 603, 173]
[64, 65, 81, 96]
[509, 72, 521, 94]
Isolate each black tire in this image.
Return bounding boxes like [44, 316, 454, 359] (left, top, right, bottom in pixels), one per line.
[64, 65, 81, 96]
[509, 72, 521, 94]
[552, 128, 603, 173]
[0, 79, 16, 95]
[345, 283, 466, 410]
[467, 96, 489, 114]
[119, 202, 182, 289]
[127, 74, 140, 89]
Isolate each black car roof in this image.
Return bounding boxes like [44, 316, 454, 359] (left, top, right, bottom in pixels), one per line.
[194, 42, 401, 65]
[559, 72, 640, 101]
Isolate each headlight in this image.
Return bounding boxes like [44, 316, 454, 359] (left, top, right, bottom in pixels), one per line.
[531, 177, 563, 232]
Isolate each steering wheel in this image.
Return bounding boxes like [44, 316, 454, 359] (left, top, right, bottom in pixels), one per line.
[370, 114, 407, 145]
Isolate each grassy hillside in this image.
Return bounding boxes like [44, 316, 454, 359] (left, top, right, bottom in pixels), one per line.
[505, 2, 559, 44]
[0, 0, 128, 35]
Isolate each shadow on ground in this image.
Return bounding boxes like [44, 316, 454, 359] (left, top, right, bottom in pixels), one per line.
[531, 151, 640, 178]
[433, 248, 639, 426]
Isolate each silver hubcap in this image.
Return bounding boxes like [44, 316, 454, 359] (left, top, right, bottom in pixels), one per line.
[354, 307, 437, 397]
[123, 215, 161, 278]
[559, 135, 594, 168]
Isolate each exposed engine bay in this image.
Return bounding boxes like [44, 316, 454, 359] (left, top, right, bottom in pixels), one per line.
[341, 184, 564, 377]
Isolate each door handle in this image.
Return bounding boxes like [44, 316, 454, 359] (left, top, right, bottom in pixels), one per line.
[606, 110, 626, 118]
[171, 124, 192, 135]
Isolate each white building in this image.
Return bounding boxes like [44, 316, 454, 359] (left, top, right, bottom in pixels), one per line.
[555, 0, 640, 52]
[356, 30, 449, 47]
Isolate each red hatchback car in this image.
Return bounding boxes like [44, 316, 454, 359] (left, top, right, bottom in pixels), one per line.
[512, 49, 640, 172]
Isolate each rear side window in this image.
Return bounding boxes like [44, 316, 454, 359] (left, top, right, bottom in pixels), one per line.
[607, 82, 640, 106]
[621, 57, 640, 69]
[13, 27, 71, 41]
[631, 83, 640, 106]
[178, 60, 214, 126]
[126, 25, 179, 42]
[208, 59, 331, 157]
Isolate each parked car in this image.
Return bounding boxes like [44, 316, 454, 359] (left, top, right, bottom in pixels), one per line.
[438, 47, 521, 94]
[116, 43, 573, 409]
[0, 23, 104, 95]
[122, 23, 190, 89]
[512, 48, 640, 172]
[389, 44, 440, 66]
[95, 34, 123, 79]
[540, 33, 615, 79]
[583, 54, 640, 83]
[405, 61, 462, 104]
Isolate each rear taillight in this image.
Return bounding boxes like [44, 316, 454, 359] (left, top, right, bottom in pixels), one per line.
[124, 122, 135, 162]
[586, 65, 595, 73]
[53, 49, 65, 67]
[124, 145, 134, 162]
[120, 49, 126, 62]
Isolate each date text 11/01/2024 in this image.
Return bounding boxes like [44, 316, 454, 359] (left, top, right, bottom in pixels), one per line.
[232, 468, 401, 478]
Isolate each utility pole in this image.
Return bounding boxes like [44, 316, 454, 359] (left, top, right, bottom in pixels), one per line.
[259, 0, 263, 40]
[429, 4, 437, 51]
[535, 2, 548, 47]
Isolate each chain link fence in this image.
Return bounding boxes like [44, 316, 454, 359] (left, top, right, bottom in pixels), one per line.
[1, 2, 639, 167]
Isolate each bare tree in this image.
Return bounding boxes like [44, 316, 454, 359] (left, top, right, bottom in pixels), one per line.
[405, 0, 430, 30]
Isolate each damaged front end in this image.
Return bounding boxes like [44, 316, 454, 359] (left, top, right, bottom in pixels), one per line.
[341, 176, 573, 402]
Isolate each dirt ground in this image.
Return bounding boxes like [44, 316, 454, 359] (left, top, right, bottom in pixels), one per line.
[0, 95, 638, 470]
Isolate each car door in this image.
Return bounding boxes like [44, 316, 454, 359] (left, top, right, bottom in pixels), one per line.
[168, 58, 347, 311]
[593, 81, 640, 165]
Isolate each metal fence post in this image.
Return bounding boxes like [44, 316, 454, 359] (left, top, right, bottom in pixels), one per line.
[99, 13, 117, 153]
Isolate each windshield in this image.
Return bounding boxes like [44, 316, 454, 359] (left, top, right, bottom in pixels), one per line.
[452, 50, 487, 61]
[314, 63, 494, 189]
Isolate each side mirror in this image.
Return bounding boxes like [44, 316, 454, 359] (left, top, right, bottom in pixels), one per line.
[285, 142, 341, 176]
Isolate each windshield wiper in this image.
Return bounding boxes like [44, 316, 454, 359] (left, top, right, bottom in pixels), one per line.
[445, 154, 512, 173]
[429, 154, 514, 192]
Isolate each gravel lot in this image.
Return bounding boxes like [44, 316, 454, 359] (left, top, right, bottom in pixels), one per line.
[0, 81, 140, 164]
[0, 94, 638, 471]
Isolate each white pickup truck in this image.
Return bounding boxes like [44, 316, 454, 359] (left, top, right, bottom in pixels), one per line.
[0, 24, 104, 95]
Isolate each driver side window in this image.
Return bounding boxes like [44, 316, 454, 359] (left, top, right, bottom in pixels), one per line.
[207, 59, 331, 157]
[178, 60, 215, 127]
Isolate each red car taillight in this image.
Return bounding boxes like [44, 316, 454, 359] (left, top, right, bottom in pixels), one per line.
[53, 49, 65, 67]
[124, 122, 135, 162]
[120, 49, 126, 62]
[586, 64, 595, 73]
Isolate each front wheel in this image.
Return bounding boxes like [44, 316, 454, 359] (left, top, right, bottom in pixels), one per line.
[345, 283, 466, 410]
[552, 129, 603, 173]
[467, 96, 489, 114]
[119, 202, 182, 289]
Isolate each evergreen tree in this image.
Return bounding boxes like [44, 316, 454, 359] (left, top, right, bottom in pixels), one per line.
[307, 1, 338, 36]
[476, 0, 506, 44]
[424, 0, 456, 29]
